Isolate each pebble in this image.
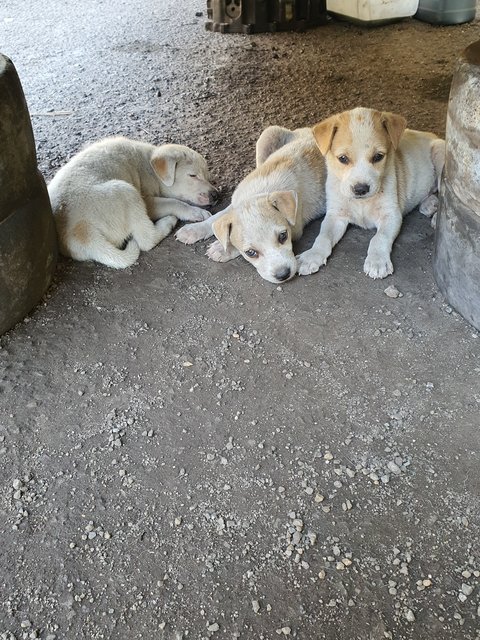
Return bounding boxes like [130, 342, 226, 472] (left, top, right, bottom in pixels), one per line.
[207, 622, 219, 632]
[387, 461, 402, 475]
[384, 285, 403, 298]
[461, 583, 473, 596]
[276, 627, 291, 636]
[252, 599, 260, 614]
[314, 494, 324, 503]
[405, 609, 416, 622]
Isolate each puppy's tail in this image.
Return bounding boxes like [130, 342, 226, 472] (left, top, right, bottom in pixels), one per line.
[256, 126, 295, 167]
[68, 231, 141, 269]
[88, 234, 141, 269]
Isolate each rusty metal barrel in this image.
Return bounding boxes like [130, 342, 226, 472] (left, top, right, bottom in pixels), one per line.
[434, 41, 480, 331]
[0, 54, 57, 335]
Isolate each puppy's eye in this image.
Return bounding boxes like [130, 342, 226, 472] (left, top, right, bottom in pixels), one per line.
[372, 153, 385, 164]
[278, 231, 288, 244]
[245, 249, 258, 259]
[188, 174, 197, 178]
[338, 155, 349, 165]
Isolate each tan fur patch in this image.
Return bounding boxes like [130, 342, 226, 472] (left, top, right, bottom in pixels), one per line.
[72, 220, 90, 245]
[255, 156, 295, 179]
[152, 156, 168, 179]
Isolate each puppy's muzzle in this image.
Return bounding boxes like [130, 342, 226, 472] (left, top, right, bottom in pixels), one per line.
[352, 183, 370, 198]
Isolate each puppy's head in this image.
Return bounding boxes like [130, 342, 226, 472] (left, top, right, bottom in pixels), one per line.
[212, 191, 298, 284]
[151, 144, 215, 206]
[313, 107, 407, 200]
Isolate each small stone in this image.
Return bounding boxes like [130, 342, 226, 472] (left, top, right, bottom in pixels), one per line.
[207, 622, 219, 632]
[314, 494, 324, 503]
[387, 461, 402, 475]
[252, 599, 260, 614]
[384, 285, 403, 298]
[461, 583, 473, 596]
[13, 479, 23, 490]
[324, 452, 333, 461]
[318, 569, 326, 579]
[405, 609, 415, 622]
[182, 361, 193, 367]
[305, 487, 314, 495]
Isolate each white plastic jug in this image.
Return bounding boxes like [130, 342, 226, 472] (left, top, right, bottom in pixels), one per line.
[327, 0, 420, 25]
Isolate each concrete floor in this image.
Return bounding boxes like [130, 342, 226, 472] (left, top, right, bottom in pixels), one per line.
[1, 1, 479, 639]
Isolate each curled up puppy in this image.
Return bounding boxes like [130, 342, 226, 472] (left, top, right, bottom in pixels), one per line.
[48, 137, 215, 268]
[297, 107, 445, 279]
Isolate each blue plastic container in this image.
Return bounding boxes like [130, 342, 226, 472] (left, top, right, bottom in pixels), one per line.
[416, 0, 476, 24]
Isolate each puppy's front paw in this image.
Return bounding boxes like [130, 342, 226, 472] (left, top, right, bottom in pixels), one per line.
[206, 240, 231, 262]
[364, 254, 394, 279]
[175, 222, 209, 245]
[180, 207, 211, 223]
[430, 212, 437, 229]
[419, 194, 438, 218]
[296, 249, 328, 276]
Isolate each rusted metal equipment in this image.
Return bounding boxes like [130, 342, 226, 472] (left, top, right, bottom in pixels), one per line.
[434, 41, 480, 331]
[206, 0, 327, 33]
[0, 54, 57, 336]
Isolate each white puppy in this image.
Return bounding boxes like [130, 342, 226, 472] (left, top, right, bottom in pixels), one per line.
[297, 107, 445, 279]
[176, 126, 326, 283]
[48, 136, 215, 268]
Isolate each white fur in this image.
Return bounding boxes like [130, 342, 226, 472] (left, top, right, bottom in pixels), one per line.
[176, 126, 326, 284]
[48, 136, 214, 268]
[297, 107, 445, 279]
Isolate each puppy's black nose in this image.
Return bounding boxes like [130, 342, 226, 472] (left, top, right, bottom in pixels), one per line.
[352, 183, 370, 197]
[275, 267, 291, 282]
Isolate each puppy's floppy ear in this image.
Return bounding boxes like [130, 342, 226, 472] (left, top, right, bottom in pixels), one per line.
[313, 116, 339, 155]
[268, 190, 298, 226]
[212, 211, 235, 251]
[381, 112, 407, 151]
[150, 149, 185, 187]
[151, 155, 176, 187]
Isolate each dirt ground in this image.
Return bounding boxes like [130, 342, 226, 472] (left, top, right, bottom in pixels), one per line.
[1, 1, 480, 639]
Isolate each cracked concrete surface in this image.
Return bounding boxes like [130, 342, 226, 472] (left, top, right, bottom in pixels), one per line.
[0, 1, 479, 639]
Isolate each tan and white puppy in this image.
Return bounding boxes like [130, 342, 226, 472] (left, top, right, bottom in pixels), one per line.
[176, 126, 326, 283]
[49, 136, 215, 268]
[297, 107, 445, 279]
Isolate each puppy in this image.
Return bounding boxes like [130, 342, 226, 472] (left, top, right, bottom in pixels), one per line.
[297, 107, 445, 279]
[48, 136, 215, 268]
[175, 126, 326, 283]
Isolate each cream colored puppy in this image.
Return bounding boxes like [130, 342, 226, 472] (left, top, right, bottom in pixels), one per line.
[176, 126, 326, 283]
[49, 136, 214, 268]
[297, 107, 445, 279]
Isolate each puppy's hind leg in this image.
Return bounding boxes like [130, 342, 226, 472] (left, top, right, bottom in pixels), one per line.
[132, 214, 177, 251]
